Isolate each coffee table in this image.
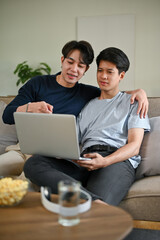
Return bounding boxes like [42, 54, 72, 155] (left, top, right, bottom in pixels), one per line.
[0, 192, 132, 240]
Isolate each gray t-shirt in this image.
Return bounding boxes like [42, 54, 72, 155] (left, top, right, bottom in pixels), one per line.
[77, 92, 150, 168]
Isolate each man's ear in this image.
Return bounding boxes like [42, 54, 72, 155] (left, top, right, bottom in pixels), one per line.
[85, 66, 90, 73]
[61, 56, 64, 64]
[119, 71, 125, 82]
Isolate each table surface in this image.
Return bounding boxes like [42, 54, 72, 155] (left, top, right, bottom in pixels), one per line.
[0, 192, 132, 240]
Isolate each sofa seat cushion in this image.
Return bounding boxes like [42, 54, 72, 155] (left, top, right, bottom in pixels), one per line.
[119, 176, 160, 221]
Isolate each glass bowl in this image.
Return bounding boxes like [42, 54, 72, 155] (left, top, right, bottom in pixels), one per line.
[0, 176, 29, 207]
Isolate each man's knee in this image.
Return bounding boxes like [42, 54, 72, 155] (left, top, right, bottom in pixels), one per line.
[23, 155, 38, 177]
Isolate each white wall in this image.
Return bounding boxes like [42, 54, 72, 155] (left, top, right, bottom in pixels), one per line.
[77, 15, 136, 91]
[0, 0, 160, 96]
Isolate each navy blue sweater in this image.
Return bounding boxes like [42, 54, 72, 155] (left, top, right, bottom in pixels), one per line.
[3, 73, 100, 124]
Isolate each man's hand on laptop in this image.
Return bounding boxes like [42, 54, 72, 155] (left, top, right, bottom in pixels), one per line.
[16, 101, 53, 114]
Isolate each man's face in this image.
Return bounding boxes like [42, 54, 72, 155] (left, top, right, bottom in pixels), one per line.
[97, 60, 125, 94]
[60, 49, 88, 88]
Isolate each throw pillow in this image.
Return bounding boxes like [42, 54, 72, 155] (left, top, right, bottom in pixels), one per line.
[136, 116, 160, 179]
[0, 101, 18, 154]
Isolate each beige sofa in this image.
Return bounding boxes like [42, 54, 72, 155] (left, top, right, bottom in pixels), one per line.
[119, 97, 160, 230]
[0, 96, 160, 230]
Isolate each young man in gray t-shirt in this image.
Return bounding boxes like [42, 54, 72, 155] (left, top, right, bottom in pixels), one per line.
[76, 47, 150, 205]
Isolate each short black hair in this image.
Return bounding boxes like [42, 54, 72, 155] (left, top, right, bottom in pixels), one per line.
[96, 47, 130, 73]
[62, 40, 94, 67]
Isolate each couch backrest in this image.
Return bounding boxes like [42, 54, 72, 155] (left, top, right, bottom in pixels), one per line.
[0, 96, 160, 118]
[148, 97, 160, 118]
[0, 96, 15, 105]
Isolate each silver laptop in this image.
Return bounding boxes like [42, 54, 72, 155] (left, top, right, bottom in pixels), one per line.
[14, 112, 90, 160]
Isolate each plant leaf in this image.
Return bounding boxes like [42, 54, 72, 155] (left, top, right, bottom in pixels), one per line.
[16, 78, 22, 86]
[14, 61, 52, 86]
[14, 61, 27, 74]
[40, 62, 51, 74]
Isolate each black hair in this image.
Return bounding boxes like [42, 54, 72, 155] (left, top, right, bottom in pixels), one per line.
[62, 40, 94, 67]
[96, 47, 130, 73]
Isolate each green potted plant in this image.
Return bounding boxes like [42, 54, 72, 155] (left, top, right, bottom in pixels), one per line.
[14, 61, 52, 86]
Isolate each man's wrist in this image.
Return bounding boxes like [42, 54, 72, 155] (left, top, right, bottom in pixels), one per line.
[26, 102, 31, 112]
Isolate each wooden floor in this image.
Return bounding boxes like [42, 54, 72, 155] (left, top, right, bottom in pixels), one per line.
[133, 220, 160, 230]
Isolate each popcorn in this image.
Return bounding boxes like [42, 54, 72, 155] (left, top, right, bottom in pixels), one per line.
[0, 177, 28, 206]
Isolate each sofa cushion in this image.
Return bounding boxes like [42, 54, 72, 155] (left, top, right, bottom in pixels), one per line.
[0, 101, 18, 154]
[119, 176, 160, 221]
[136, 116, 160, 179]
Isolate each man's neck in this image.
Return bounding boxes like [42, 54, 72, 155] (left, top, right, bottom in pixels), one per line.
[99, 89, 120, 100]
[56, 74, 76, 88]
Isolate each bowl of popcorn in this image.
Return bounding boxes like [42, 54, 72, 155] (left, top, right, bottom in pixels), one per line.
[0, 177, 29, 207]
